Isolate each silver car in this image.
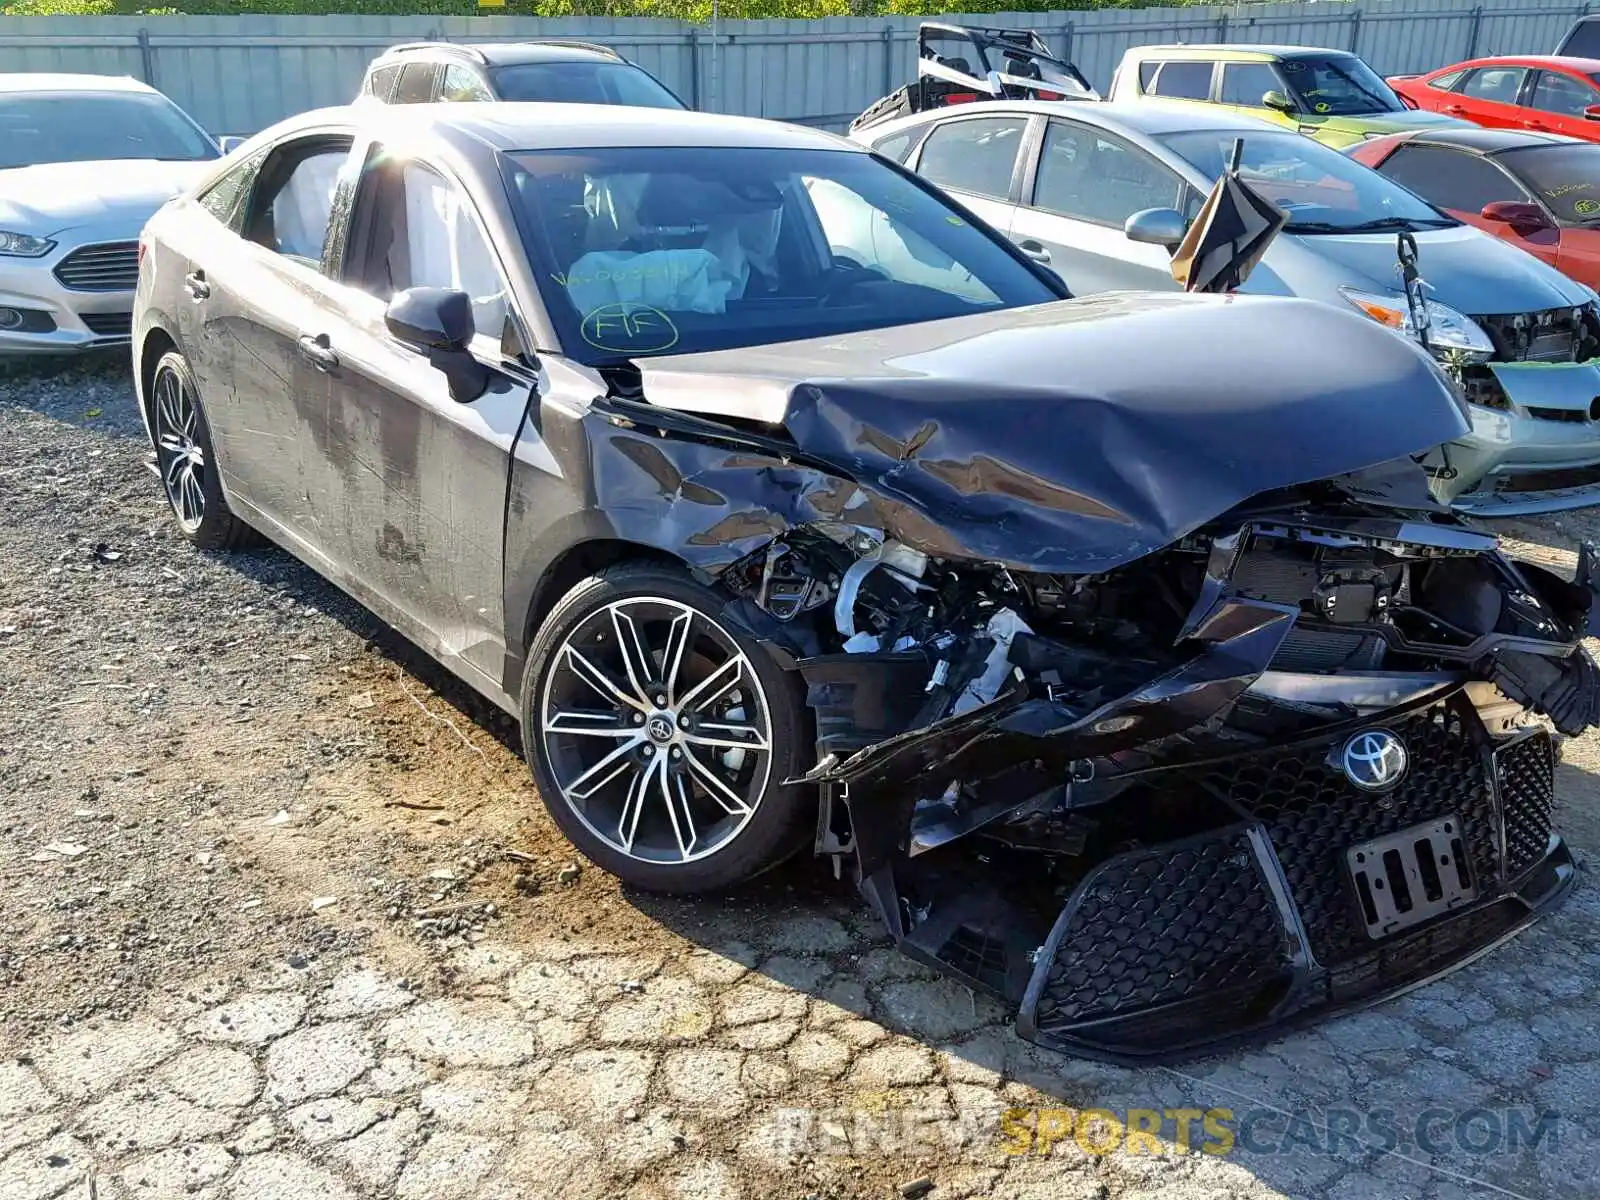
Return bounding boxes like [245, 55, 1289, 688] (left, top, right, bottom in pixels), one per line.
[856, 100, 1600, 516]
[0, 74, 222, 356]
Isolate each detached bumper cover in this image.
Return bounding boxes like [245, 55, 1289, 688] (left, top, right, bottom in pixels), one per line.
[1012, 692, 1572, 1063]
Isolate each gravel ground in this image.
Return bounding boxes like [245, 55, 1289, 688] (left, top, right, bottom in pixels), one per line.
[3, 362, 1600, 1200]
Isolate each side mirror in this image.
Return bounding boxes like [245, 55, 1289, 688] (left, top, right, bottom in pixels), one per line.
[386, 286, 475, 353]
[1262, 89, 1296, 114]
[217, 135, 247, 155]
[385, 287, 489, 402]
[1124, 207, 1188, 249]
[1585, 104, 1600, 121]
[1481, 200, 1554, 236]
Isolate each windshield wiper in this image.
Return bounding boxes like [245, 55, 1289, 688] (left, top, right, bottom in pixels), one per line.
[1286, 215, 1454, 234]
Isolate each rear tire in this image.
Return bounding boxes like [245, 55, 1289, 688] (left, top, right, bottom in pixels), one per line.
[520, 563, 814, 894]
[149, 350, 260, 551]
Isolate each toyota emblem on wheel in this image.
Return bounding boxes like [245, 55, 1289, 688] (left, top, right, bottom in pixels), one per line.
[1340, 729, 1408, 792]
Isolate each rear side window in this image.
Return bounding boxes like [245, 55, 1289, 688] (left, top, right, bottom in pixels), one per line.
[1428, 68, 1466, 92]
[1559, 18, 1600, 59]
[1376, 144, 1525, 212]
[1220, 62, 1281, 106]
[245, 137, 354, 266]
[1138, 61, 1160, 92]
[914, 115, 1027, 201]
[365, 64, 401, 100]
[1152, 61, 1214, 100]
[393, 62, 438, 105]
[1460, 67, 1528, 106]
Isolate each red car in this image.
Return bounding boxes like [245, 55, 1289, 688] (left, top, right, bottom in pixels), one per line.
[1350, 127, 1600, 289]
[1388, 56, 1600, 140]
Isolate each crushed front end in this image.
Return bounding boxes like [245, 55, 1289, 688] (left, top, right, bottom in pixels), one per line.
[723, 504, 1600, 1063]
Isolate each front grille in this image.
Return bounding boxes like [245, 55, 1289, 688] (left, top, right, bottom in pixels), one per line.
[1476, 306, 1600, 364]
[1525, 406, 1595, 424]
[1497, 731, 1555, 880]
[1314, 898, 1528, 1007]
[80, 312, 132, 337]
[1029, 827, 1289, 1033]
[1203, 697, 1498, 966]
[52, 243, 139, 293]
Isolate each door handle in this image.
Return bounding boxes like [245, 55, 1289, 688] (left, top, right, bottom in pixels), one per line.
[1525, 120, 1549, 130]
[183, 270, 210, 300]
[1017, 239, 1052, 264]
[1443, 105, 1467, 115]
[297, 333, 340, 372]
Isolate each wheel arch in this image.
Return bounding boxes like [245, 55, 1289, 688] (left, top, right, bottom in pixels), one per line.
[506, 536, 686, 694]
[135, 323, 180, 442]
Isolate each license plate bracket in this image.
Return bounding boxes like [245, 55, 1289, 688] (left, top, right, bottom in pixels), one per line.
[1346, 816, 1477, 939]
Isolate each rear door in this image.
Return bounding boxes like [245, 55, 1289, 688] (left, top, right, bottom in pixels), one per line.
[1010, 118, 1192, 294]
[172, 129, 356, 525]
[293, 143, 535, 689]
[906, 112, 1029, 234]
[1453, 65, 1534, 129]
[1524, 68, 1600, 138]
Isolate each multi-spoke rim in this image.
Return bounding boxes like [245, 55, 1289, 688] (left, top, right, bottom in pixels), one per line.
[152, 365, 205, 533]
[539, 597, 773, 865]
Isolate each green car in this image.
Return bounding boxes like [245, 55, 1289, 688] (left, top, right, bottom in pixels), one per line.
[1108, 44, 1469, 149]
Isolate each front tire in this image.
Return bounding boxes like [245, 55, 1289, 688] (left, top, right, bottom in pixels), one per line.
[520, 564, 813, 893]
[149, 350, 260, 551]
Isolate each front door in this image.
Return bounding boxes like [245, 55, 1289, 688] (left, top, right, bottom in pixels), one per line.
[292, 145, 533, 691]
[1010, 119, 1190, 295]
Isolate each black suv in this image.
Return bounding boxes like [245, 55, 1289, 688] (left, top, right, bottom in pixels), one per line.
[358, 39, 686, 110]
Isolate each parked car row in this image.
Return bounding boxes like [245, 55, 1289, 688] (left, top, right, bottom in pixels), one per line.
[845, 22, 1600, 518]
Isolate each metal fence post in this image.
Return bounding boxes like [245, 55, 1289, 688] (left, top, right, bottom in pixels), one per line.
[881, 25, 894, 98]
[1216, 11, 1229, 42]
[1464, 6, 1482, 60]
[1062, 20, 1073, 61]
[137, 27, 157, 86]
[1348, 8, 1363, 52]
[688, 27, 701, 109]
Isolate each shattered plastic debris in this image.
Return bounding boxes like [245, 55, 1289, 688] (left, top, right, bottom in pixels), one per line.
[951, 608, 1033, 716]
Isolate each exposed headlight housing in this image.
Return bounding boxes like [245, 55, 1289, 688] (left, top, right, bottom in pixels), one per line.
[0, 231, 55, 258]
[1339, 286, 1495, 359]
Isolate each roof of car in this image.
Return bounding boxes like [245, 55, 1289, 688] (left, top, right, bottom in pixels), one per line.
[0, 73, 156, 94]
[278, 101, 856, 155]
[865, 98, 1283, 141]
[373, 40, 626, 68]
[1403, 127, 1580, 153]
[1122, 44, 1352, 61]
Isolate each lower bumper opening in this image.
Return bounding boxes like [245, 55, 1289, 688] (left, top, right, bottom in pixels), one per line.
[875, 693, 1575, 1064]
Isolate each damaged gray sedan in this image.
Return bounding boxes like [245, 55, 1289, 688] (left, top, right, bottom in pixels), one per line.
[133, 102, 1600, 1062]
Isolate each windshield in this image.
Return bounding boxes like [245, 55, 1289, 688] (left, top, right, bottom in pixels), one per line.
[1160, 130, 1452, 233]
[490, 63, 684, 109]
[1500, 144, 1600, 224]
[1278, 54, 1404, 115]
[504, 145, 1061, 363]
[0, 92, 217, 169]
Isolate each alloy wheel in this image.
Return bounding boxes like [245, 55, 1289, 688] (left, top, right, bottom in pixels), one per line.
[152, 365, 206, 533]
[539, 597, 773, 865]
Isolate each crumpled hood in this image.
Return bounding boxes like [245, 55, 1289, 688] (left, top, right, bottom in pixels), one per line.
[0, 159, 212, 236]
[631, 291, 1469, 573]
[1294, 223, 1595, 314]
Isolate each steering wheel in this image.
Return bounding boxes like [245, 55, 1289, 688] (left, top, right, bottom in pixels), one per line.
[821, 254, 890, 306]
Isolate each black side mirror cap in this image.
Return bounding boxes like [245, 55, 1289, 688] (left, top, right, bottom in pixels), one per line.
[385, 287, 476, 354]
[385, 287, 490, 403]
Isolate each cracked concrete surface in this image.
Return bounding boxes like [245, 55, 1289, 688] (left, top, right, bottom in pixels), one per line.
[3, 881, 1597, 1200]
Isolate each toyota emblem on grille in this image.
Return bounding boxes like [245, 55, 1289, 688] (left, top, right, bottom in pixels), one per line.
[1340, 729, 1408, 792]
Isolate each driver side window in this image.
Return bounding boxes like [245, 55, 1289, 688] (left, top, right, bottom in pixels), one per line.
[1032, 122, 1185, 226]
[245, 136, 354, 266]
[803, 174, 1001, 304]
